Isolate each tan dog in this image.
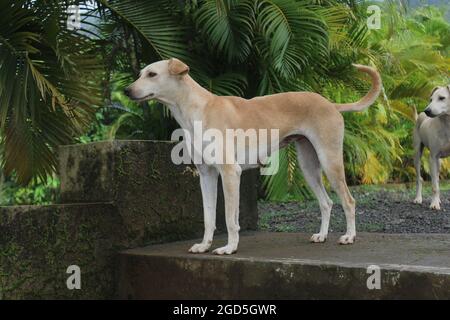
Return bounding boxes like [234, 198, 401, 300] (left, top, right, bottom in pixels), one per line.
[413, 86, 450, 210]
[125, 58, 382, 255]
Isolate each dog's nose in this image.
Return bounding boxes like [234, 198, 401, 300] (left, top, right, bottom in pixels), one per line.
[124, 87, 131, 97]
[424, 109, 432, 117]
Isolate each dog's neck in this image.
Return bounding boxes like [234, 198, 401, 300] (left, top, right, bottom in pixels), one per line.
[438, 113, 450, 122]
[163, 75, 213, 132]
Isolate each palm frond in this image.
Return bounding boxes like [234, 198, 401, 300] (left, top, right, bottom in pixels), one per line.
[256, 0, 329, 79]
[98, 0, 190, 61]
[0, 1, 103, 184]
[194, 0, 255, 63]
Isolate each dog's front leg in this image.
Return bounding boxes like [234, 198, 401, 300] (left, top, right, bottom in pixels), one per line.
[213, 164, 241, 255]
[189, 164, 219, 253]
[429, 154, 441, 210]
[413, 140, 424, 204]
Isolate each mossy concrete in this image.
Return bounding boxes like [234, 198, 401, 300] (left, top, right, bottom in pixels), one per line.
[0, 203, 123, 299]
[0, 140, 259, 299]
[118, 232, 450, 299]
[59, 140, 259, 243]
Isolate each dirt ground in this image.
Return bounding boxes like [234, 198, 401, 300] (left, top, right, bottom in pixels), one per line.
[258, 182, 450, 234]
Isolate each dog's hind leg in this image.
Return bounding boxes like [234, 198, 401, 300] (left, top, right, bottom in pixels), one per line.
[311, 130, 356, 244]
[189, 164, 219, 253]
[213, 164, 241, 255]
[295, 138, 333, 243]
[429, 154, 441, 210]
[413, 130, 424, 204]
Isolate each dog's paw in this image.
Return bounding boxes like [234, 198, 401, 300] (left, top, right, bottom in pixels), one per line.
[310, 233, 327, 243]
[413, 197, 422, 204]
[188, 242, 211, 253]
[339, 234, 355, 245]
[430, 200, 441, 210]
[212, 244, 237, 255]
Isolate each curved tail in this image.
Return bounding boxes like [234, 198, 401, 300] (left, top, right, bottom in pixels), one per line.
[334, 64, 382, 112]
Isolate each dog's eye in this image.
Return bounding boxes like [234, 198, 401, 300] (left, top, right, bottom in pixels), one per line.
[438, 96, 445, 101]
[148, 72, 157, 78]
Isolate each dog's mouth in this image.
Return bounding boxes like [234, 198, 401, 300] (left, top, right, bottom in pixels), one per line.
[132, 93, 154, 102]
[425, 112, 438, 118]
[424, 109, 437, 118]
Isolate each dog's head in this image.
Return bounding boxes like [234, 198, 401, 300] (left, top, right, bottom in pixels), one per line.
[124, 58, 189, 102]
[424, 86, 450, 118]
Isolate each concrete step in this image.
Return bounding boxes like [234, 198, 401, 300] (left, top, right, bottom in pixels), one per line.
[117, 232, 450, 299]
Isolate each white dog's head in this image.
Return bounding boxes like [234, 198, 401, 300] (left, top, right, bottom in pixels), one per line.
[124, 58, 189, 102]
[424, 86, 450, 118]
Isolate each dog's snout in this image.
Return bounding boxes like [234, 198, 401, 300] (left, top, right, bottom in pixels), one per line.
[424, 109, 432, 117]
[124, 87, 131, 97]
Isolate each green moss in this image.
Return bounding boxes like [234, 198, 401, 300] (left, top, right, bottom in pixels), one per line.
[0, 203, 122, 299]
[1, 141, 258, 299]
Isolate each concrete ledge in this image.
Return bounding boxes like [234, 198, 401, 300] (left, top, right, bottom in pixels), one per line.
[117, 232, 450, 299]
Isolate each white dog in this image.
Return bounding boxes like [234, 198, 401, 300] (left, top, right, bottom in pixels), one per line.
[125, 58, 381, 254]
[413, 85, 450, 210]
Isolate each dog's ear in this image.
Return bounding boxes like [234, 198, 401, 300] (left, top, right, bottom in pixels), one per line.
[168, 58, 189, 76]
[431, 86, 440, 96]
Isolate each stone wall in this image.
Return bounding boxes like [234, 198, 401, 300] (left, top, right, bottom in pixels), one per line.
[0, 203, 122, 299]
[0, 140, 259, 299]
[59, 140, 259, 243]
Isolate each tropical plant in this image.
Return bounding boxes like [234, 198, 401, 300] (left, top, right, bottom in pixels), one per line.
[264, 1, 450, 199]
[2, 0, 449, 205]
[0, 173, 59, 205]
[368, 3, 450, 182]
[0, 0, 103, 184]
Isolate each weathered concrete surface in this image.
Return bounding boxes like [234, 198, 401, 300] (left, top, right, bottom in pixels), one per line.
[59, 140, 259, 244]
[0, 140, 259, 299]
[117, 232, 450, 299]
[0, 203, 124, 299]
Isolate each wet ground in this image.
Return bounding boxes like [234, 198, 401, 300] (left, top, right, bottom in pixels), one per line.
[258, 182, 450, 234]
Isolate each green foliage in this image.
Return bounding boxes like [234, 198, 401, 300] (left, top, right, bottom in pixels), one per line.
[263, 2, 450, 200]
[1, 0, 450, 204]
[98, 0, 190, 61]
[0, 175, 59, 205]
[372, 4, 450, 183]
[0, 0, 103, 184]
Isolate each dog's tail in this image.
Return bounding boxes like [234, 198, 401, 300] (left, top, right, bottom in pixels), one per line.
[334, 64, 382, 112]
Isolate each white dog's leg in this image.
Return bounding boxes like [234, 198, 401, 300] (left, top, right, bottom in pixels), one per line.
[413, 137, 423, 204]
[429, 154, 441, 210]
[189, 165, 219, 253]
[295, 139, 333, 243]
[213, 164, 241, 255]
